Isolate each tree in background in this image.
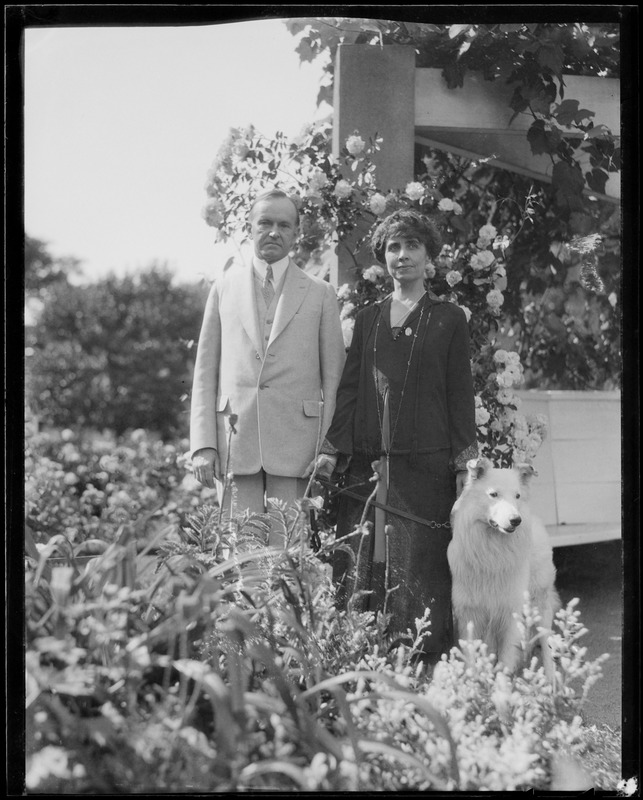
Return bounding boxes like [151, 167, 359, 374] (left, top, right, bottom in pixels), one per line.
[25, 239, 204, 438]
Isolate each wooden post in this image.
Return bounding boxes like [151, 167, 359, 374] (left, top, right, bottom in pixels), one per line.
[332, 44, 416, 285]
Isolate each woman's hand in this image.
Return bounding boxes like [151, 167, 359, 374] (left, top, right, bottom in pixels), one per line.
[192, 448, 220, 488]
[303, 454, 338, 480]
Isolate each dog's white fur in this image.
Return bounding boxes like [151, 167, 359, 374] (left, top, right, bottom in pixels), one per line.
[448, 458, 560, 677]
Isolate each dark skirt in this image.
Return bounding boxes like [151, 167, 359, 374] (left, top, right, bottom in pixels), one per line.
[332, 450, 455, 657]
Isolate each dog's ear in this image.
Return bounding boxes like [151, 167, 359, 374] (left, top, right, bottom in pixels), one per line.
[466, 457, 493, 482]
[514, 462, 538, 484]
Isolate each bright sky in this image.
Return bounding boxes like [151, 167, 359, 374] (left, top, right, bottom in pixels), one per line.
[24, 20, 329, 285]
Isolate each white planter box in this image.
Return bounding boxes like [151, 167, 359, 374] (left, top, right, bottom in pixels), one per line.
[515, 390, 621, 547]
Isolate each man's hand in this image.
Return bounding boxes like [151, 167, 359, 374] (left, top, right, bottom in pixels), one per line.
[455, 470, 468, 498]
[303, 454, 337, 481]
[192, 448, 220, 488]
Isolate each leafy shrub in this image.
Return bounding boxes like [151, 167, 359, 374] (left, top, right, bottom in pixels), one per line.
[25, 265, 204, 438]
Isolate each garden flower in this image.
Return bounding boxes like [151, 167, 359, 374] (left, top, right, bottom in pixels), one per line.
[497, 387, 515, 405]
[446, 269, 463, 287]
[496, 371, 514, 388]
[494, 349, 509, 364]
[340, 302, 355, 321]
[458, 304, 472, 322]
[337, 283, 352, 301]
[363, 264, 386, 282]
[494, 234, 511, 252]
[452, 201, 463, 215]
[476, 406, 491, 426]
[438, 197, 454, 212]
[471, 250, 496, 271]
[425, 262, 437, 279]
[486, 288, 505, 310]
[333, 179, 353, 199]
[345, 134, 366, 155]
[405, 181, 425, 201]
[478, 223, 498, 241]
[307, 168, 329, 196]
[369, 192, 387, 216]
[201, 198, 224, 228]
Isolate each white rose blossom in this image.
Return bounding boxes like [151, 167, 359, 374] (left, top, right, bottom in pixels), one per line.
[475, 406, 491, 426]
[340, 302, 355, 320]
[497, 387, 515, 405]
[486, 288, 505, 310]
[345, 134, 366, 155]
[478, 223, 498, 241]
[405, 181, 426, 201]
[438, 197, 454, 212]
[446, 269, 463, 287]
[363, 264, 386, 282]
[369, 192, 387, 216]
[337, 283, 352, 301]
[458, 304, 472, 322]
[494, 349, 509, 364]
[334, 179, 353, 199]
[307, 168, 328, 196]
[470, 250, 496, 271]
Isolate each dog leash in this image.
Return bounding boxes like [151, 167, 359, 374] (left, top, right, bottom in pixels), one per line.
[314, 476, 451, 530]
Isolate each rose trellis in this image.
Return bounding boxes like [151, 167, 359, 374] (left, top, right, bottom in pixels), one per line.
[202, 123, 548, 467]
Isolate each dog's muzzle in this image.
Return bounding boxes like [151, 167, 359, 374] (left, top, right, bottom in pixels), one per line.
[489, 516, 522, 534]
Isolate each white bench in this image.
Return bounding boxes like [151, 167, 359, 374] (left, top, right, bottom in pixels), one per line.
[515, 390, 621, 548]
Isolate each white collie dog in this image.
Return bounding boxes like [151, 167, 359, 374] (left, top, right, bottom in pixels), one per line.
[448, 458, 560, 677]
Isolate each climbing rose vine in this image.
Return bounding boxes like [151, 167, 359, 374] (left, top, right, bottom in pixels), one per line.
[202, 123, 548, 467]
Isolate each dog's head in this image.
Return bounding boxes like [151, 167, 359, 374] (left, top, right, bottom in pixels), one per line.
[454, 458, 538, 534]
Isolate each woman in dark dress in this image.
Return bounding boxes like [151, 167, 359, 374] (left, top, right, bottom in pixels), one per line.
[312, 210, 478, 661]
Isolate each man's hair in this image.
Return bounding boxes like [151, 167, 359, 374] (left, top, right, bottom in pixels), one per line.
[249, 188, 300, 226]
[370, 209, 442, 264]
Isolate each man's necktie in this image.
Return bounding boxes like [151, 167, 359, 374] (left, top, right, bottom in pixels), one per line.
[262, 265, 275, 306]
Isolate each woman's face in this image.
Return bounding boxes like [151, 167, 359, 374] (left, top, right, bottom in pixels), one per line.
[384, 233, 430, 286]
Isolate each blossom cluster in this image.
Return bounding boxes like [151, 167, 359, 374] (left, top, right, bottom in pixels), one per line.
[25, 425, 215, 549]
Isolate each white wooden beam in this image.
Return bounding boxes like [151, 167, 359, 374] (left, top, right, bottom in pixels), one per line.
[415, 68, 620, 136]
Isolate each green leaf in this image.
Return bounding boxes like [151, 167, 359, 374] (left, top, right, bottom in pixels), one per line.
[585, 168, 608, 195]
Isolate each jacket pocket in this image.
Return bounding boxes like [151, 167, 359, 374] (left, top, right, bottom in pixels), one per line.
[217, 395, 230, 413]
[303, 400, 323, 417]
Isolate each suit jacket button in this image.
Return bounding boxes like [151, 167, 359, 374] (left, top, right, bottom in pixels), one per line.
[259, 383, 268, 390]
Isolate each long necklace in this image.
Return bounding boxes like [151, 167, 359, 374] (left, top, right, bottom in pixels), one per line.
[373, 294, 428, 458]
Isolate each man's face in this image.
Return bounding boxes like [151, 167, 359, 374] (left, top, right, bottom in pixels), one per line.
[249, 198, 299, 263]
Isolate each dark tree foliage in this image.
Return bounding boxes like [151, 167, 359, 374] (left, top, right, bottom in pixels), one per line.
[26, 251, 206, 438]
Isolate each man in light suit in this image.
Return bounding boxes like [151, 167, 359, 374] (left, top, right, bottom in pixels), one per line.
[190, 188, 346, 522]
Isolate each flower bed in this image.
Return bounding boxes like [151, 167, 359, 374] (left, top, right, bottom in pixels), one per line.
[25, 428, 620, 792]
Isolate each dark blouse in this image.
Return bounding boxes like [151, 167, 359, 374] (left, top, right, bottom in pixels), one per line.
[325, 294, 478, 472]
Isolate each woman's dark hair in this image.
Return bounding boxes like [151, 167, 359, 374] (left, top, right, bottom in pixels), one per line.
[370, 209, 442, 264]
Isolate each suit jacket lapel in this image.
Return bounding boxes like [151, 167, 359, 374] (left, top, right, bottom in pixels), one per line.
[233, 261, 263, 355]
[269, 260, 309, 345]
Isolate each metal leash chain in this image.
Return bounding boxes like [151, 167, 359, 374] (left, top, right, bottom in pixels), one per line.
[315, 476, 452, 530]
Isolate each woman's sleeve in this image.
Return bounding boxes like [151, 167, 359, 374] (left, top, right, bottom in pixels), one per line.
[321, 312, 365, 457]
[446, 309, 478, 472]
